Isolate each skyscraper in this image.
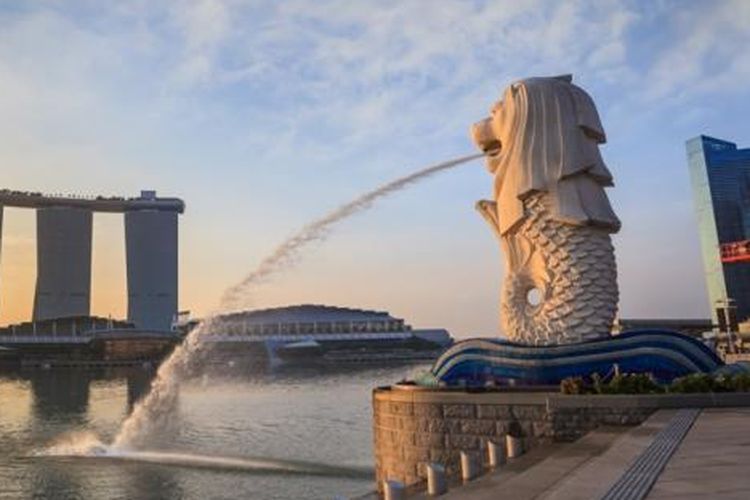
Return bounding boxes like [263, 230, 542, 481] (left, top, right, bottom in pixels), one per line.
[686, 135, 750, 325]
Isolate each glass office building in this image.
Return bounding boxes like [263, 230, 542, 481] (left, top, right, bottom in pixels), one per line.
[686, 135, 750, 324]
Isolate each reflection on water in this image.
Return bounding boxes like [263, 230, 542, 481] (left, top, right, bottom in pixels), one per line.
[31, 370, 90, 422]
[0, 364, 419, 499]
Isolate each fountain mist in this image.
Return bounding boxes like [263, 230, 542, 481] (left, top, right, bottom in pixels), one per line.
[112, 153, 481, 449]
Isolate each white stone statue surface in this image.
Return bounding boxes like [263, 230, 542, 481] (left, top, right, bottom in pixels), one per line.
[471, 75, 620, 345]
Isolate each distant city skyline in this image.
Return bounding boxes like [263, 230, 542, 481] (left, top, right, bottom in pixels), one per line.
[687, 135, 750, 324]
[1, 1, 749, 337]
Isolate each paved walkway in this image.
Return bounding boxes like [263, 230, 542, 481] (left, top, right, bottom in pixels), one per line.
[435, 408, 750, 500]
[648, 408, 750, 499]
[540, 411, 677, 500]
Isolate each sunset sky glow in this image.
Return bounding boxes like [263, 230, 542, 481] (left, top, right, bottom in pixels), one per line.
[1, 0, 749, 337]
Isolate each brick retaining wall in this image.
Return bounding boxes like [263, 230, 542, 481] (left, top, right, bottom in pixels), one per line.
[373, 386, 750, 489]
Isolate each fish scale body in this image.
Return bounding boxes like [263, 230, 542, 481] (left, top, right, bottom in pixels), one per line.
[501, 194, 618, 345]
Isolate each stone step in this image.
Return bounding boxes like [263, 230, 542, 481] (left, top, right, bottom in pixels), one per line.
[539, 410, 679, 500]
[431, 420, 653, 500]
[409, 440, 570, 499]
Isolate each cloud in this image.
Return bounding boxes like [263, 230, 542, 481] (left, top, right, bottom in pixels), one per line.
[0, 1, 670, 163]
[169, 0, 231, 84]
[2, 0, 746, 160]
[642, 0, 750, 101]
[159, 0, 642, 162]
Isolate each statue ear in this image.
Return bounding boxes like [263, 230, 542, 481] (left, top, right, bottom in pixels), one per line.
[552, 74, 573, 83]
[570, 85, 606, 143]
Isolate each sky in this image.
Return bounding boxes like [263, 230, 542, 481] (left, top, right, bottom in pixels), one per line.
[0, 0, 749, 338]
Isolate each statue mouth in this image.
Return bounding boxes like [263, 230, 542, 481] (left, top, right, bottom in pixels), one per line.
[471, 118, 502, 156]
[484, 143, 502, 157]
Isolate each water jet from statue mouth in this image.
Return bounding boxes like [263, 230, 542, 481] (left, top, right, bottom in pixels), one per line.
[33, 438, 372, 479]
[485, 145, 502, 157]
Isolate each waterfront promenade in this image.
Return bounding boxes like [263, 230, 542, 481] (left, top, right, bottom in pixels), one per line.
[424, 408, 750, 499]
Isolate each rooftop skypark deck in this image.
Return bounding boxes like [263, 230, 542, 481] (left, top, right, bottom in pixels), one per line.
[0, 189, 185, 213]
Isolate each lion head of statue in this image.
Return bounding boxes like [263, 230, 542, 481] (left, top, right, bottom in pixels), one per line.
[471, 75, 620, 236]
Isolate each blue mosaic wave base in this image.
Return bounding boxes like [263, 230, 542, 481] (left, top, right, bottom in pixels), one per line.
[432, 330, 723, 386]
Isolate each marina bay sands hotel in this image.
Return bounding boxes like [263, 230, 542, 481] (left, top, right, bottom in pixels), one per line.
[0, 189, 184, 332]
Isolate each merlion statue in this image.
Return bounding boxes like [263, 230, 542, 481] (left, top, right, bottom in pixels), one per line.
[428, 80, 720, 385]
[471, 75, 620, 345]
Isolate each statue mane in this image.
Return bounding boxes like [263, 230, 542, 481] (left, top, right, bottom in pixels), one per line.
[489, 76, 620, 235]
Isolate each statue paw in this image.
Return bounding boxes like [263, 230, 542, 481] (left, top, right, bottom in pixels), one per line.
[476, 200, 500, 237]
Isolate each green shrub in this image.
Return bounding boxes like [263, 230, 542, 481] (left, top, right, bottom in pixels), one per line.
[560, 371, 750, 395]
[671, 373, 713, 393]
[728, 373, 750, 391]
[668, 372, 750, 393]
[560, 376, 585, 395]
[603, 373, 664, 394]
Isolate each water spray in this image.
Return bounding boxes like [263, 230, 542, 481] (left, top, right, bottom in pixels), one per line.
[57, 152, 483, 453]
[220, 152, 484, 311]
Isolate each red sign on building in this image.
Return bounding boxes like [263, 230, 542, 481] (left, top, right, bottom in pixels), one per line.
[720, 240, 750, 263]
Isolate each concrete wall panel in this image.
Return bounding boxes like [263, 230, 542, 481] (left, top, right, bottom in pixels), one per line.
[125, 210, 178, 331]
[33, 207, 93, 321]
